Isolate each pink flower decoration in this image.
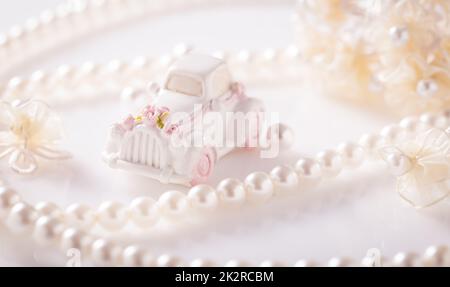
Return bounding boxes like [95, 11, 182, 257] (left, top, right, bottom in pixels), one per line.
[157, 106, 170, 115]
[142, 105, 155, 119]
[165, 123, 179, 135]
[144, 117, 156, 127]
[122, 115, 135, 131]
[231, 82, 245, 98]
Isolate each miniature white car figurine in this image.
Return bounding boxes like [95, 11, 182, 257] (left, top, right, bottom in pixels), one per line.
[103, 54, 264, 186]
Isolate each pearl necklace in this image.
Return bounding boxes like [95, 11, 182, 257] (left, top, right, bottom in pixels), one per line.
[0, 0, 449, 267]
[0, 0, 243, 78]
[1, 85, 449, 266]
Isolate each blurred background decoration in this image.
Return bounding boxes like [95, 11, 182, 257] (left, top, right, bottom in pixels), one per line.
[294, 0, 450, 116]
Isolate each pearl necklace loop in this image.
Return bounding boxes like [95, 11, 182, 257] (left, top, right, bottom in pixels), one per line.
[0, 0, 449, 267]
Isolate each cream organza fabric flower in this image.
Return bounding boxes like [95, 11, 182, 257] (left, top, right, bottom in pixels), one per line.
[0, 100, 71, 174]
[380, 128, 450, 208]
[374, 0, 450, 114]
[295, 0, 450, 115]
[295, 0, 365, 58]
[380, 56, 450, 115]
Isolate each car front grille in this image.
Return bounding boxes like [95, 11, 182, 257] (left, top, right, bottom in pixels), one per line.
[120, 129, 166, 169]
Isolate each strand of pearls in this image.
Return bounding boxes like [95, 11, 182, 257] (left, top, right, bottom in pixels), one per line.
[1, 74, 449, 236]
[1, 54, 448, 265]
[0, 44, 304, 105]
[0, 0, 293, 80]
[1, 182, 450, 267]
[54, 110, 450, 234]
[0, 0, 229, 78]
[0, 0, 449, 267]
[1, 47, 449, 236]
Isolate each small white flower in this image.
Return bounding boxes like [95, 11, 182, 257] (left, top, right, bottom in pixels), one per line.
[0, 100, 71, 174]
[380, 128, 450, 208]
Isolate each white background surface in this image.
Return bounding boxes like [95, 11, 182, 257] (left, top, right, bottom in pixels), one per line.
[0, 0, 449, 267]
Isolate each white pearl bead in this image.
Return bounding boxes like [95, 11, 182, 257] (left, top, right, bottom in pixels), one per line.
[270, 165, 299, 192]
[6, 77, 25, 93]
[60, 228, 92, 253]
[91, 239, 123, 266]
[131, 56, 150, 70]
[8, 26, 23, 41]
[0, 187, 21, 218]
[244, 172, 274, 203]
[337, 142, 365, 168]
[259, 260, 284, 267]
[224, 260, 250, 267]
[417, 79, 438, 98]
[122, 245, 148, 267]
[96, 201, 128, 230]
[423, 245, 450, 267]
[156, 254, 183, 267]
[328, 257, 354, 267]
[55, 65, 75, 81]
[294, 259, 316, 267]
[385, 153, 412, 176]
[120, 87, 138, 101]
[419, 113, 447, 129]
[257, 48, 276, 63]
[187, 184, 219, 212]
[399, 117, 419, 134]
[295, 158, 321, 188]
[236, 50, 251, 63]
[35, 201, 62, 219]
[65, 203, 96, 229]
[267, 123, 295, 150]
[105, 59, 125, 74]
[419, 113, 436, 127]
[40, 9, 55, 25]
[128, 197, 158, 228]
[359, 133, 386, 156]
[216, 178, 247, 206]
[283, 45, 300, 60]
[157, 191, 190, 218]
[389, 26, 409, 45]
[79, 62, 100, 78]
[392, 252, 420, 267]
[316, 150, 343, 177]
[391, 252, 418, 267]
[6, 202, 37, 233]
[380, 125, 402, 143]
[29, 70, 49, 89]
[157, 191, 189, 218]
[33, 216, 64, 245]
[190, 259, 216, 267]
[158, 54, 173, 68]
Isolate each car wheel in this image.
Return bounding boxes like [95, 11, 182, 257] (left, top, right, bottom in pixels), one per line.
[190, 147, 216, 186]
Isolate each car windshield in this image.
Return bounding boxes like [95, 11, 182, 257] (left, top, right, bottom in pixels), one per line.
[165, 74, 203, 97]
[211, 67, 231, 97]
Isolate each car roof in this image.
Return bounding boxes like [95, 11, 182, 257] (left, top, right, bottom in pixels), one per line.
[168, 54, 225, 79]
